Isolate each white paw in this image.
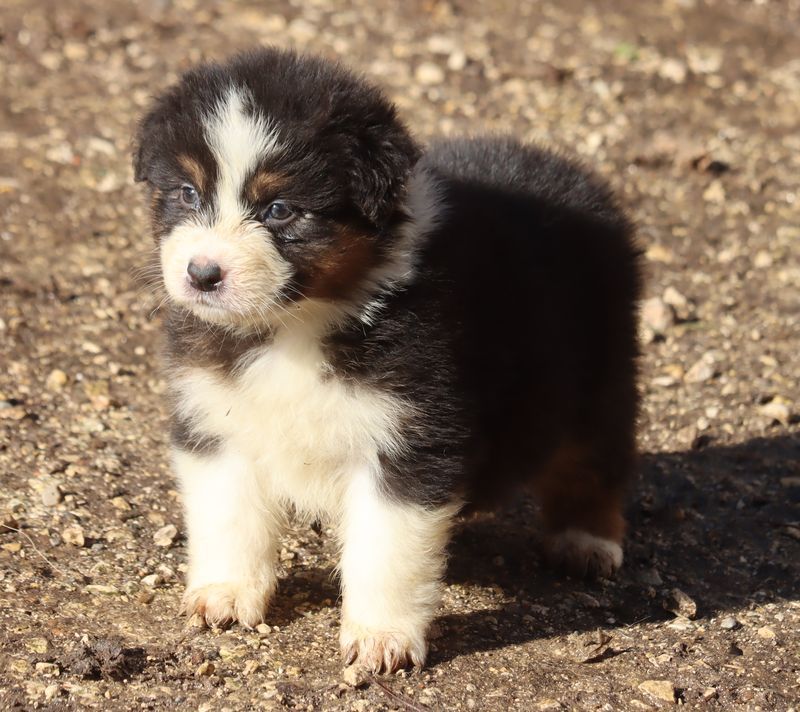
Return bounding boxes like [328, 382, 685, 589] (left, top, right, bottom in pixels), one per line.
[340, 620, 427, 673]
[546, 529, 623, 579]
[182, 581, 270, 629]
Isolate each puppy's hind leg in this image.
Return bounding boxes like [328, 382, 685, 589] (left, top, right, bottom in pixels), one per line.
[338, 467, 458, 673]
[534, 442, 631, 580]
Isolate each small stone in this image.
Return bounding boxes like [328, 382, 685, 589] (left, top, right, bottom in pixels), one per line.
[46, 369, 68, 391]
[153, 523, 178, 547]
[447, 50, 467, 72]
[637, 568, 663, 586]
[256, 623, 271, 637]
[415, 61, 445, 85]
[701, 687, 718, 701]
[720, 616, 739, 630]
[638, 679, 676, 703]
[41, 482, 63, 507]
[84, 584, 119, 595]
[703, 180, 726, 204]
[44, 684, 59, 701]
[659, 58, 687, 83]
[665, 588, 697, 619]
[759, 400, 790, 426]
[641, 297, 674, 333]
[535, 701, 564, 711]
[662, 286, 690, 319]
[111, 496, 131, 511]
[243, 660, 259, 675]
[138, 589, 155, 604]
[753, 250, 773, 268]
[685, 357, 715, 383]
[34, 662, 60, 676]
[25, 637, 49, 654]
[757, 625, 776, 639]
[141, 573, 162, 587]
[645, 244, 674, 263]
[686, 47, 722, 74]
[342, 664, 369, 688]
[62, 524, 85, 547]
[195, 661, 215, 677]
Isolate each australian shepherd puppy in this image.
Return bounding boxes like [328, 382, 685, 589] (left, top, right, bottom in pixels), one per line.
[133, 47, 641, 673]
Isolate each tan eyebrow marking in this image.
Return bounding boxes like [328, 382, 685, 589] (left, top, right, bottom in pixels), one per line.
[245, 171, 287, 202]
[177, 154, 207, 193]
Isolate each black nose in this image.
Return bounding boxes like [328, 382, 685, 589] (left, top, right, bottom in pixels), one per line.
[187, 259, 223, 292]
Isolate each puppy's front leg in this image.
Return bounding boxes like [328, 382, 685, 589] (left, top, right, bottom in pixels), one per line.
[339, 468, 457, 673]
[174, 447, 280, 628]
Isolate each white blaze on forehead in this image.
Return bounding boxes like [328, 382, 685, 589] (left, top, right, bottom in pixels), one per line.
[204, 86, 281, 226]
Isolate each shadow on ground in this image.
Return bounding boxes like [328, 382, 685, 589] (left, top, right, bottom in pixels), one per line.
[432, 434, 800, 664]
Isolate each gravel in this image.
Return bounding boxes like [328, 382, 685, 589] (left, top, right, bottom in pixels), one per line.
[1, 0, 799, 710]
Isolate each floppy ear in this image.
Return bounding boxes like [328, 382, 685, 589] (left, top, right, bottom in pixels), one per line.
[132, 109, 165, 184]
[346, 110, 421, 227]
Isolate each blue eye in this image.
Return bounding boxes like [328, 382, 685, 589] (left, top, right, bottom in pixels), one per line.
[261, 201, 294, 223]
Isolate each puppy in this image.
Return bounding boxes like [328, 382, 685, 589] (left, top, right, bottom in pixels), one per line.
[133, 47, 641, 673]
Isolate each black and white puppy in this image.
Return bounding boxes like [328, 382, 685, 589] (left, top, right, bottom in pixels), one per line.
[133, 47, 641, 673]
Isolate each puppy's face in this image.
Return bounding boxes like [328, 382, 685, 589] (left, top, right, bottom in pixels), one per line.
[134, 49, 419, 331]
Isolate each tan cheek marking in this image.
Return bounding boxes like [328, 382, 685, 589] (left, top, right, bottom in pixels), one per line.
[304, 228, 380, 300]
[178, 154, 207, 194]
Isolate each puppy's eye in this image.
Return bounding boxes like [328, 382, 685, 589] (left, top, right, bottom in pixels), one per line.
[261, 201, 294, 224]
[180, 185, 199, 208]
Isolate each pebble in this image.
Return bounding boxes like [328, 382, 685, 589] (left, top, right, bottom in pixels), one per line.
[753, 250, 773, 268]
[685, 356, 715, 383]
[415, 61, 445, 85]
[342, 664, 369, 688]
[448, 50, 467, 72]
[662, 286, 691, 319]
[45, 369, 68, 391]
[658, 58, 687, 83]
[41, 482, 63, 507]
[84, 584, 119, 595]
[62, 524, 85, 547]
[720, 616, 739, 630]
[195, 661, 215, 677]
[535, 701, 564, 711]
[256, 623, 271, 637]
[757, 625, 776, 640]
[645, 244, 675, 263]
[140, 573, 162, 587]
[44, 684, 59, 701]
[686, 46, 722, 74]
[34, 662, 60, 676]
[111, 496, 131, 511]
[759, 400, 790, 425]
[665, 588, 697, 619]
[637, 568, 663, 586]
[641, 296, 674, 333]
[153, 523, 178, 547]
[703, 180, 726, 204]
[638, 679, 676, 703]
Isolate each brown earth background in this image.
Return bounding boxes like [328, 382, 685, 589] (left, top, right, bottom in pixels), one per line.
[1, 0, 799, 709]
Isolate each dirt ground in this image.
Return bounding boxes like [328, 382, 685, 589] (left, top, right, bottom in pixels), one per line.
[1, 0, 799, 709]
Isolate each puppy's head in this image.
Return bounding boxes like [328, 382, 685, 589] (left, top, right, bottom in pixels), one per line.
[133, 48, 420, 330]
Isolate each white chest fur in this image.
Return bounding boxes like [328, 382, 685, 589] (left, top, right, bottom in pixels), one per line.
[171, 328, 408, 516]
